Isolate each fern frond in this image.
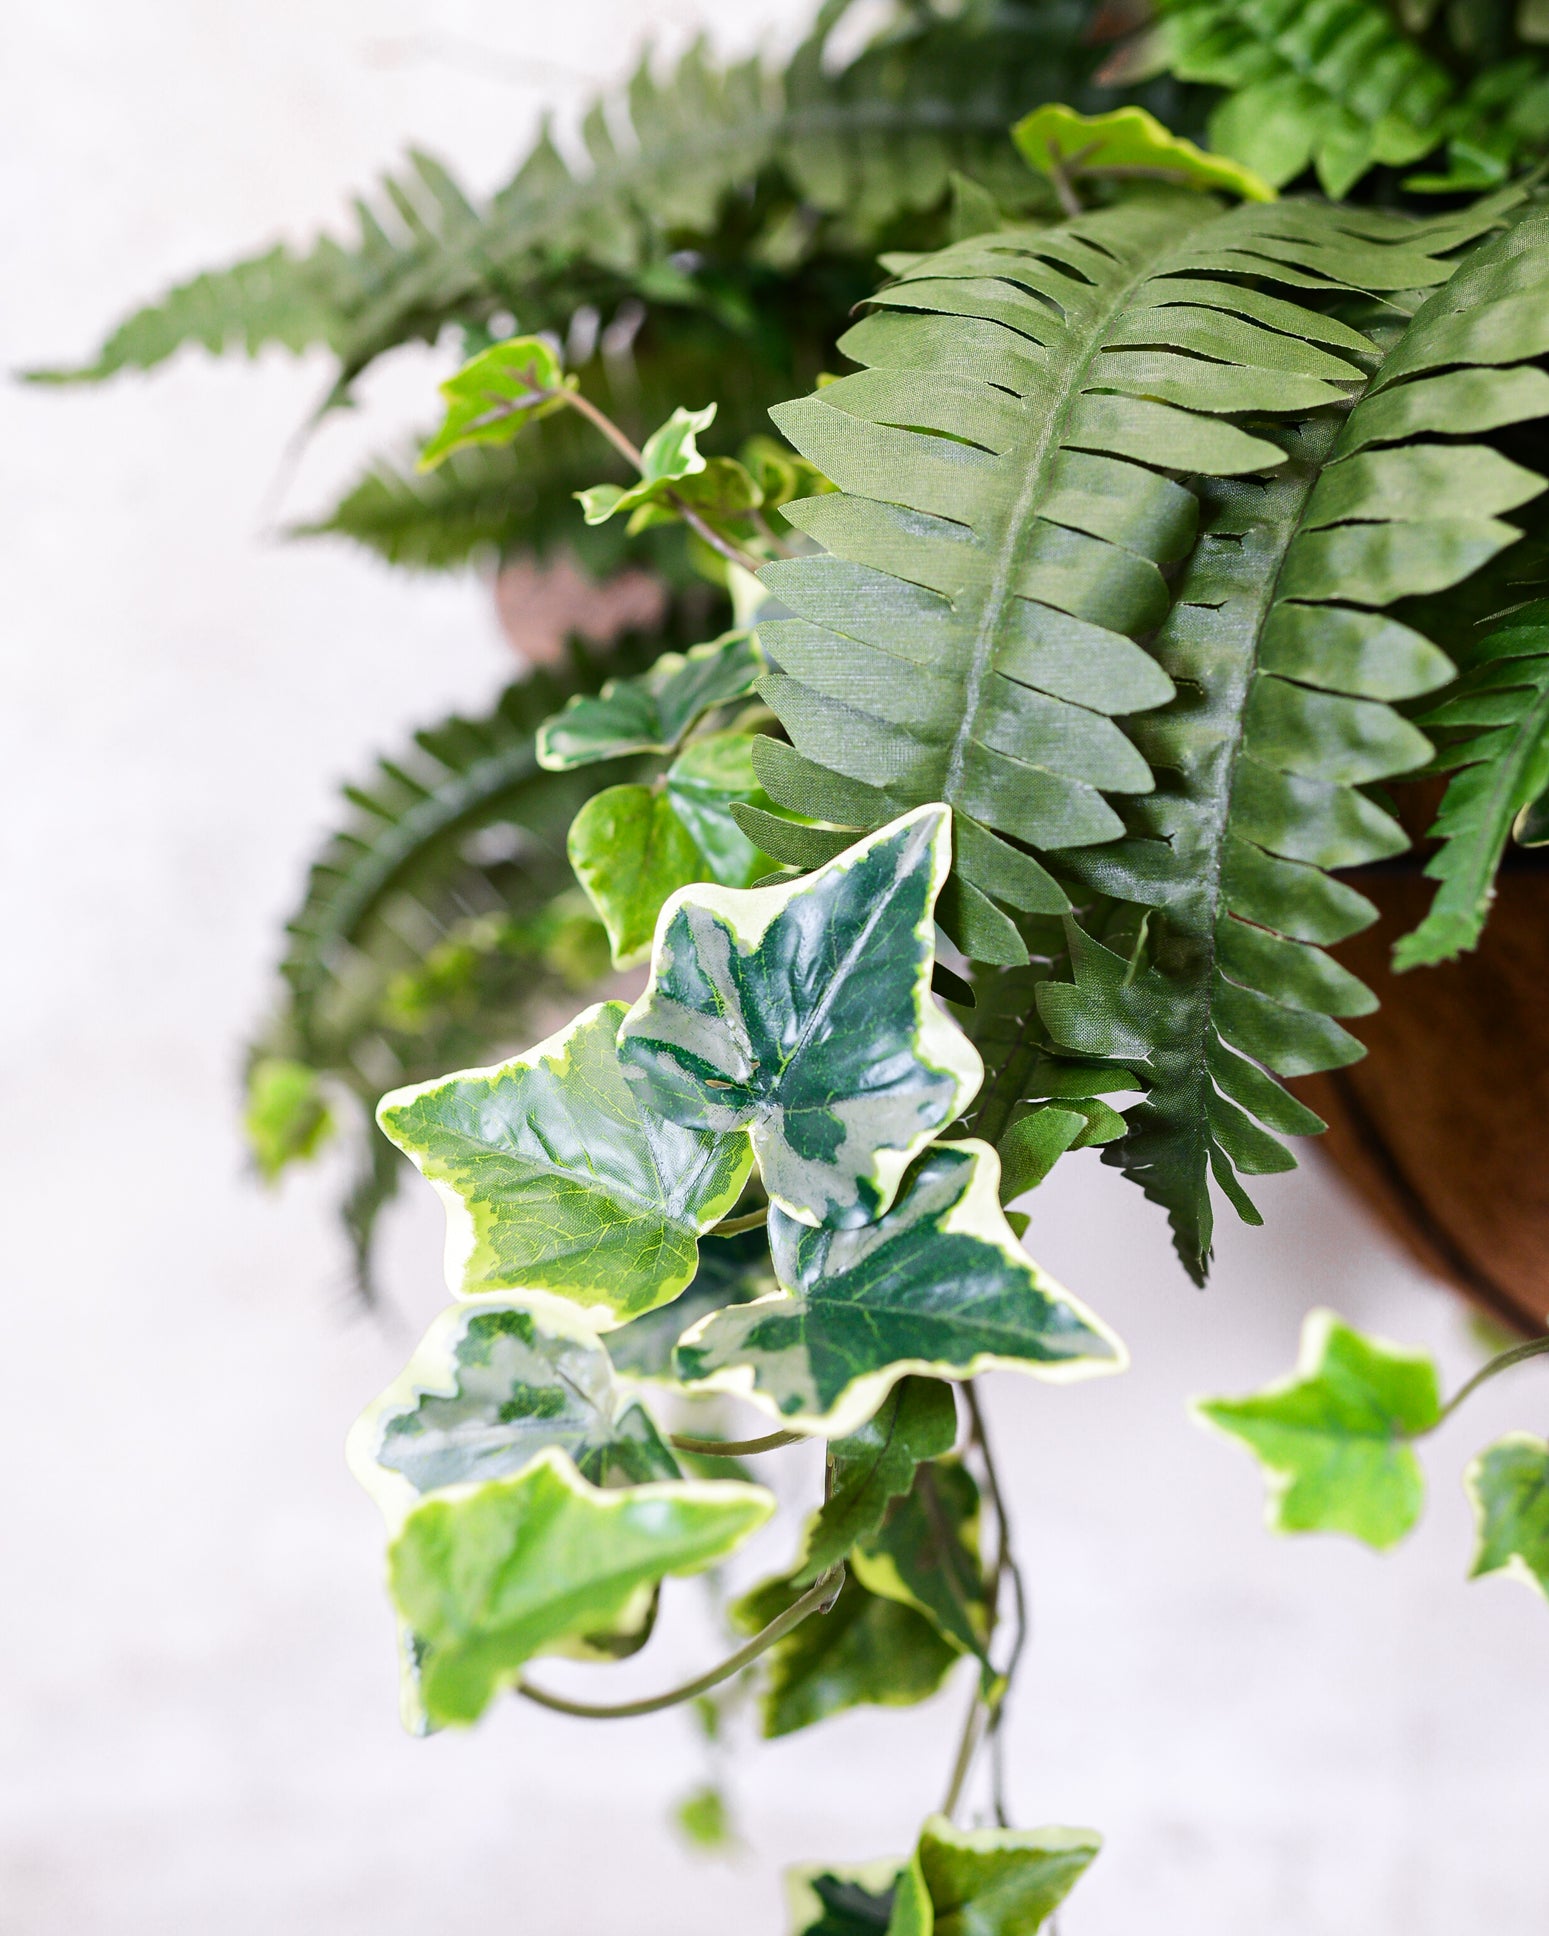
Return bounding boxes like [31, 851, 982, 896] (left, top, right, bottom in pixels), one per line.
[753, 191, 1494, 969]
[1038, 199, 1549, 1278]
[1393, 604, 1549, 968]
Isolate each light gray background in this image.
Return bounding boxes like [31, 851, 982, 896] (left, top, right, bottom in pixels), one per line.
[6, 3, 1548, 1930]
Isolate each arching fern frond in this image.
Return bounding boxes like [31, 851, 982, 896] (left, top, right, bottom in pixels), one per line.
[752, 192, 1491, 969]
[1037, 199, 1549, 1279]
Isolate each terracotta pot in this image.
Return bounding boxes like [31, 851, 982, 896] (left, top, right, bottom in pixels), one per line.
[1292, 863, 1549, 1337]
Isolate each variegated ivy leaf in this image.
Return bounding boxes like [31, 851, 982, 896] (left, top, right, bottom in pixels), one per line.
[347, 1300, 679, 1529]
[675, 1141, 1122, 1437]
[419, 336, 573, 471]
[607, 1226, 776, 1382]
[568, 734, 790, 968]
[376, 1001, 752, 1326]
[536, 630, 763, 768]
[618, 805, 983, 1230]
[1467, 1435, 1549, 1604]
[389, 1448, 773, 1727]
[785, 1862, 902, 1936]
[576, 402, 716, 525]
[888, 1816, 1102, 1936]
[1195, 1310, 1442, 1550]
[850, 1457, 988, 1660]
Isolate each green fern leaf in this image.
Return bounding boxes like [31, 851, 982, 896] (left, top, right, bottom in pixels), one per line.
[1393, 604, 1549, 968]
[1040, 200, 1549, 1278]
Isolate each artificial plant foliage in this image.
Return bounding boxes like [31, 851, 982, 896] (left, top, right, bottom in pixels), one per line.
[1466, 1434, 1549, 1600]
[1395, 605, 1549, 967]
[886, 1815, 1102, 1936]
[676, 1141, 1122, 1437]
[576, 404, 718, 527]
[618, 805, 983, 1230]
[244, 1056, 333, 1181]
[786, 1863, 902, 1936]
[376, 1000, 752, 1324]
[1012, 102, 1276, 201]
[567, 734, 787, 967]
[604, 1226, 775, 1381]
[536, 629, 762, 768]
[848, 1457, 990, 1660]
[418, 335, 573, 470]
[348, 1300, 679, 1527]
[1196, 1310, 1442, 1549]
[388, 1449, 773, 1726]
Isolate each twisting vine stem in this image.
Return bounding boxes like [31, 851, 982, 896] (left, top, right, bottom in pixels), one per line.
[668, 1427, 804, 1457]
[1432, 1334, 1549, 1428]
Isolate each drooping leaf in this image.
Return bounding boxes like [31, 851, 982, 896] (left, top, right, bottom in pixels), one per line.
[786, 1864, 901, 1936]
[606, 1226, 776, 1382]
[619, 805, 982, 1229]
[1012, 103, 1276, 201]
[793, 1377, 959, 1586]
[887, 1815, 1101, 1936]
[676, 1141, 1122, 1437]
[376, 1000, 752, 1325]
[734, 1565, 961, 1739]
[850, 1458, 989, 1659]
[1466, 1434, 1549, 1602]
[1394, 607, 1549, 968]
[348, 1300, 679, 1527]
[389, 1449, 772, 1726]
[244, 1056, 334, 1181]
[577, 404, 717, 525]
[1195, 1310, 1442, 1550]
[418, 337, 574, 471]
[567, 735, 788, 967]
[537, 630, 763, 767]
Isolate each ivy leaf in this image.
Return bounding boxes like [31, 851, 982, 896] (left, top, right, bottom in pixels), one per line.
[244, 1056, 333, 1181]
[347, 1300, 679, 1527]
[851, 1458, 988, 1660]
[576, 403, 717, 524]
[1195, 1311, 1442, 1550]
[419, 336, 573, 471]
[786, 1866, 900, 1936]
[888, 1816, 1102, 1936]
[606, 1226, 775, 1382]
[536, 630, 763, 768]
[734, 1566, 960, 1739]
[376, 1000, 753, 1325]
[631, 455, 763, 534]
[567, 734, 788, 968]
[1467, 1435, 1549, 1603]
[676, 1141, 1123, 1437]
[618, 805, 983, 1230]
[1012, 103, 1277, 202]
[389, 1449, 773, 1727]
[793, 1377, 958, 1586]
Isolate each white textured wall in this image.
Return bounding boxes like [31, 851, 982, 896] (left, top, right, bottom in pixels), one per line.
[6, 4, 1549, 1931]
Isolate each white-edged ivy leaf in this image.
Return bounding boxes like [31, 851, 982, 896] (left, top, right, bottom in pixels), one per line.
[389, 1447, 773, 1727]
[793, 1377, 958, 1586]
[419, 336, 573, 471]
[576, 402, 716, 524]
[785, 1863, 902, 1936]
[618, 804, 983, 1230]
[607, 1226, 776, 1382]
[536, 630, 763, 769]
[675, 1140, 1123, 1437]
[1195, 1310, 1442, 1550]
[888, 1815, 1102, 1936]
[734, 1565, 961, 1739]
[1013, 103, 1276, 202]
[851, 1457, 988, 1660]
[347, 1300, 679, 1527]
[567, 734, 789, 967]
[1467, 1434, 1549, 1603]
[376, 1000, 753, 1325]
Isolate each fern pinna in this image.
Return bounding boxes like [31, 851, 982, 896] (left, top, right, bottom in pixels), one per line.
[758, 189, 1549, 1280]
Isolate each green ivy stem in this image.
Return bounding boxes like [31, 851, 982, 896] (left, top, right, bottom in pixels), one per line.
[516, 1565, 845, 1721]
[966, 1383, 1029, 1830]
[667, 1428, 805, 1456]
[709, 1207, 769, 1237]
[1430, 1333, 1549, 1428]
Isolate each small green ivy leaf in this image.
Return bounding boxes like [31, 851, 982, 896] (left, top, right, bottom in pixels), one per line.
[785, 1863, 902, 1936]
[376, 1000, 753, 1325]
[419, 336, 573, 471]
[630, 455, 763, 535]
[793, 1377, 958, 1586]
[888, 1815, 1102, 1936]
[1467, 1434, 1549, 1602]
[536, 630, 763, 769]
[567, 734, 787, 968]
[734, 1565, 960, 1739]
[1012, 104, 1276, 202]
[1195, 1311, 1442, 1550]
[576, 402, 717, 524]
[677, 1141, 1121, 1436]
[244, 1056, 334, 1181]
[619, 805, 983, 1230]
[390, 1449, 773, 1727]
[607, 1226, 776, 1383]
[674, 1782, 740, 1853]
[348, 1300, 679, 1527]
[851, 1458, 988, 1661]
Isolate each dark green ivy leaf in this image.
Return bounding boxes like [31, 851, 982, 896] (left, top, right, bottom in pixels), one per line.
[536, 629, 762, 768]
